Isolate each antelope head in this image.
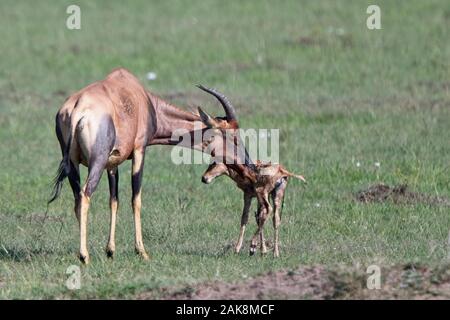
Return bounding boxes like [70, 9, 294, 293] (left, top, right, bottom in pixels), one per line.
[196, 85, 256, 183]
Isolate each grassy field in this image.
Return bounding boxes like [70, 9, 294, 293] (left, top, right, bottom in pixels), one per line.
[0, 0, 449, 299]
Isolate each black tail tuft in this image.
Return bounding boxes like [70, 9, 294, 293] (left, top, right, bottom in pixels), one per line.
[48, 156, 70, 204]
[48, 131, 72, 205]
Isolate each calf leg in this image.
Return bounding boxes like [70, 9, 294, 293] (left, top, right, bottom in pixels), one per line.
[106, 167, 119, 258]
[235, 193, 252, 253]
[250, 192, 271, 256]
[249, 202, 261, 256]
[271, 178, 288, 257]
[259, 207, 269, 255]
[131, 148, 149, 260]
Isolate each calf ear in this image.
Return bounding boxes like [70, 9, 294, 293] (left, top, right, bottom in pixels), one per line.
[198, 107, 219, 128]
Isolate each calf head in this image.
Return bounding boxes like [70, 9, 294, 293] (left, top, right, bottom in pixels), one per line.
[201, 162, 229, 184]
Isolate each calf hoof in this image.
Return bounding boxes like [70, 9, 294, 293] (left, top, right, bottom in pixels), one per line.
[135, 249, 150, 261]
[79, 253, 90, 265]
[249, 246, 256, 256]
[273, 242, 280, 257]
[140, 252, 150, 260]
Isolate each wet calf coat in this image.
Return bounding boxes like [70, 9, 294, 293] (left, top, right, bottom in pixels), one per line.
[202, 162, 306, 257]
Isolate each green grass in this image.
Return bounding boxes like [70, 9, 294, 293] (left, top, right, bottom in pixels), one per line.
[0, 0, 449, 299]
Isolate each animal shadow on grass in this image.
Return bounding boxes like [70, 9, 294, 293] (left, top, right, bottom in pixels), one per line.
[176, 242, 236, 258]
[177, 240, 276, 258]
[0, 214, 70, 262]
[0, 247, 59, 262]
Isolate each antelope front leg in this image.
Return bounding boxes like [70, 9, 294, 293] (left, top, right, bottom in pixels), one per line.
[106, 168, 119, 258]
[131, 149, 149, 260]
[235, 194, 252, 253]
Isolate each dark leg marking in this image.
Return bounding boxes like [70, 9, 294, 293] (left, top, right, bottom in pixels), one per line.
[106, 168, 119, 258]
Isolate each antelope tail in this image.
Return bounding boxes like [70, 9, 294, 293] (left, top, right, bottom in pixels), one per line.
[48, 116, 82, 204]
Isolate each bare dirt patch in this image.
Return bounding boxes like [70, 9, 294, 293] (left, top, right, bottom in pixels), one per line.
[139, 264, 450, 300]
[163, 266, 333, 300]
[356, 184, 450, 206]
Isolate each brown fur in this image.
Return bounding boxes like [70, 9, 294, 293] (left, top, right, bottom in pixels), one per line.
[51, 68, 247, 264]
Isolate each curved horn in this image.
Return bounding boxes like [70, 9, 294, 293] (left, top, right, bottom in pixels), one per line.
[196, 84, 237, 121]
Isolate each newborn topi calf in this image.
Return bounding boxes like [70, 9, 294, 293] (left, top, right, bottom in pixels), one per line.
[196, 87, 306, 257]
[201, 161, 306, 257]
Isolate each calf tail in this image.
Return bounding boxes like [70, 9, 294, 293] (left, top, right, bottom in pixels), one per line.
[291, 173, 307, 183]
[280, 167, 307, 184]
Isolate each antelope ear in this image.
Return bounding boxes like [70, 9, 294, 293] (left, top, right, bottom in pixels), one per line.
[198, 107, 218, 128]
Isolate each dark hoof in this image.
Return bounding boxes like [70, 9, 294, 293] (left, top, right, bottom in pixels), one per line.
[106, 250, 114, 259]
[79, 254, 90, 265]
[249, 247, 256, 256]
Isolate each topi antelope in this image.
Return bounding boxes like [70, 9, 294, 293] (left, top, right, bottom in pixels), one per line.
[49, 68, 253, 264]
[202, 161, 306, 257]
